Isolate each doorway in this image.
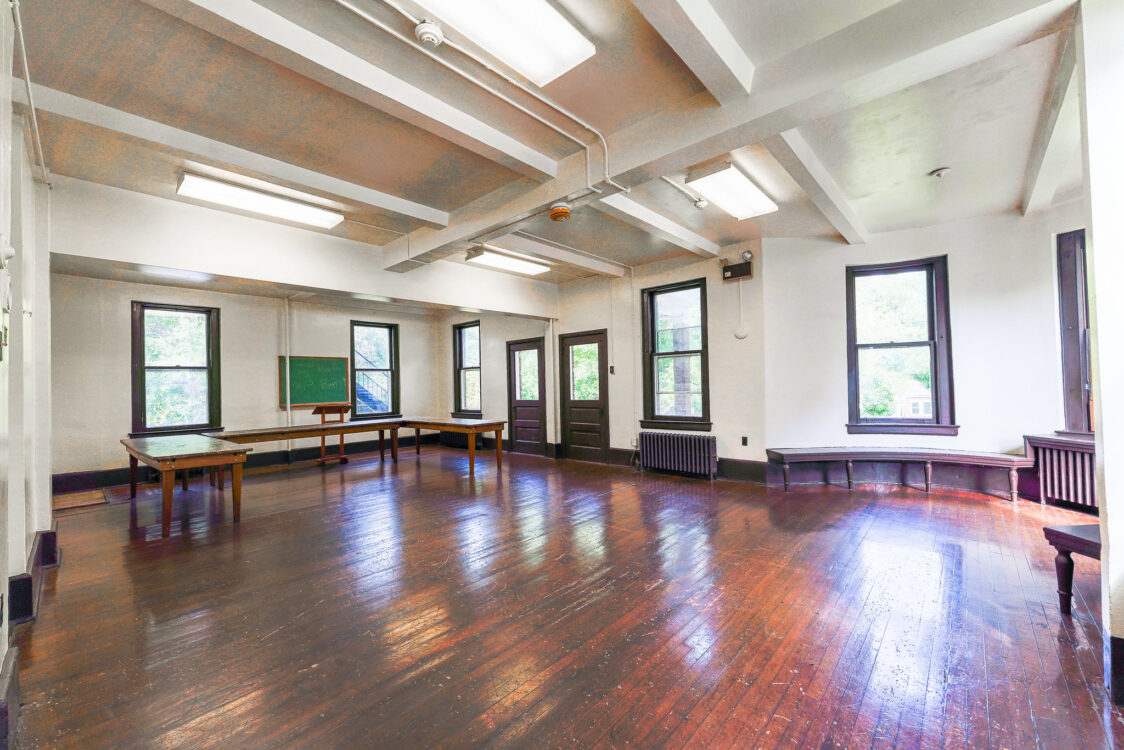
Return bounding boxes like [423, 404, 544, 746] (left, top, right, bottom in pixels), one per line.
[507, 337, 547, 455]
[558, 330, 610, 462]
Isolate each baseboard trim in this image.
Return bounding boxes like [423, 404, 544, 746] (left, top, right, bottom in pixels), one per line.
[0, 648, 18, 749]
[9, 525, 60, 627]
[52, 434, 440, 494]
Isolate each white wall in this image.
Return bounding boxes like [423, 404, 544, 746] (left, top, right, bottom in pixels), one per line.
[556, 244, 766, 459]
[50, 274, 445, 473]
[763, 202, 1086, 455]
[49, 176, 559, 320]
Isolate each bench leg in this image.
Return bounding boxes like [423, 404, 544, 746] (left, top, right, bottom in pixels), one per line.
[129, 455, 138, 499]
[1053, 547, 1074, 615]
[782, 463, 790, 492]
[845, 460, 853, 491]
[1009, 467, 1019, 503]
[161, 470, 175, 538]
[925, 461, 933, 493]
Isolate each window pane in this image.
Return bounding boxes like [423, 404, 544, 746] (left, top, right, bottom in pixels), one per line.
[144, 309, 207, 367]
[654, 287, 702, 353]
[857, 346, 933, 419]
[354, 326, 391, 369]
[460, 368, 481, 411]
[460, 325, 480, 368]
[516, 348, 539, 401]
[355, 370, 392, 415]
[146, 370, 209, 427]
[654, 354, 702, 417]
[569, 343, 599, 400]
[854, 270, 929, 344]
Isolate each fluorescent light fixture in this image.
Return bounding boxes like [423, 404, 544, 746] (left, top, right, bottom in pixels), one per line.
[685, 163, 778, 220]
[414, 0, 595, 86]
[138, 265, 213, 283]
[466, 247, 550, 275]
[177, 173, 344, 229]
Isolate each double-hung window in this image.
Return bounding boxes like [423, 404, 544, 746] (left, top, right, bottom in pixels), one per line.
[130, 302, 221, 434]
[641, 278, 711, 430]
[845, 256, 956, 434]
[453, 321, 481, 415]
[351, 321, 400, 418]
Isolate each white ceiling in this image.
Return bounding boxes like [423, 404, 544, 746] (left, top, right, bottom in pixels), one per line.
[21, 0, 1086, 282]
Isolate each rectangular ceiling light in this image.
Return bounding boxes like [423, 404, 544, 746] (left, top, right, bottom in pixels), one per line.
[685, 163, 778, 220]
[414, 0, 595, 87]
[177, 173, 344, 229]
[466, 247, 550, 275]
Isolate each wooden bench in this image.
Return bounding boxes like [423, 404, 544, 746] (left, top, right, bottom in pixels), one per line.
[1043, 524, 1100, 615]
[765, 446, 1034, 501]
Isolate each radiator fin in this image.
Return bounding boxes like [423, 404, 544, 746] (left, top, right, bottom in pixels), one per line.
[638, 431, 718, 480]
[1036, 445, 1097, 509]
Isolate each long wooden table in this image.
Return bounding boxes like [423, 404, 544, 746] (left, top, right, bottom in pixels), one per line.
[403, 417, 505, 475]
[122, 435, 250, 538]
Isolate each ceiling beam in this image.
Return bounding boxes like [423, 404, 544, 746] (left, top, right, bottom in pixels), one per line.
[594, 193, 721, 257]
[381, 0, 1073, 271]
[155, 0, 558, 180]
[15, 81, 450, 226]
[1021, 25, 1079, 214]
[630, 0, 754, 105]
[494, 233, 627, 277]
[763, 128, 868, 245]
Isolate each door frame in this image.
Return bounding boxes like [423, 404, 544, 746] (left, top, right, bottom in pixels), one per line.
[506, 336, 547, 455]
[558, 329, 610, 461]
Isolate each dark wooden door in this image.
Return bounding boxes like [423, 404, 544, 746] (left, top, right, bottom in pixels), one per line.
[507, 337, 547, 455]
[559, 330, 609, 462]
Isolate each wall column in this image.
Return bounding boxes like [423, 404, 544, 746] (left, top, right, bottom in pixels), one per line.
[1078, 0, 1124, 703]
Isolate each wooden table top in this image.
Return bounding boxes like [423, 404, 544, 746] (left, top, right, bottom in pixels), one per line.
[1044, 523, 1101, 558]
[121, 435, 250, 460]
[209, 419, 402, 441]
[403, 417, 506, 429]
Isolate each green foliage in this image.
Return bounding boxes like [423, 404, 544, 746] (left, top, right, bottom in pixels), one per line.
[517, 349, 539, 400]
[570, 343, 599, 400]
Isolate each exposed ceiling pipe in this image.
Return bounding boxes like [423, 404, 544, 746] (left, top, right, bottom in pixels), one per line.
[329, 0, 598, 193]
[10, 0, 51, 187]
[376, 0, 630, 194]
[660, 176, 708, 209]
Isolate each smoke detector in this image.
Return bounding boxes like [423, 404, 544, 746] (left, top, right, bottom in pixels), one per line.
[693, 197, 709, 210]
[549, 201, 572, 221]
[415, 19, 444, 48]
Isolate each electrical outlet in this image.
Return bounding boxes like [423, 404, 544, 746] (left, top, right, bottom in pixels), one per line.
[630, 436, 638, 447]
[741, 436, 748, 446]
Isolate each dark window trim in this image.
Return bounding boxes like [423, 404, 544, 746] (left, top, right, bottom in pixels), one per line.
[640, 277, 712, 431]
[130, 301, 221, 435]
[1056, 229, 1092, 434]
[452, 320, 482, 417]
[350, 320, 401, 420]
[845, 256, 956, 435]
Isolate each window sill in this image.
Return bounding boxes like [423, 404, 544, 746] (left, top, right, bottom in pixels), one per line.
[640, 419, 713, 432]
[352, 413, 402, 421]
[129, 425, 224, 439]
[846, 422, 960, 436]
[451, 411, 483, 419]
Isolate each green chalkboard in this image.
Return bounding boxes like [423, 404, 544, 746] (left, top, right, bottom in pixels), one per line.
[278, 356, 349, 407]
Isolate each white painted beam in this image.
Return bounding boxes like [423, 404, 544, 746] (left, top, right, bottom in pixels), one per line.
[1022, 26, 1079, 214]
[14, 81, 450, 226]
[763, 129, 869, 245]
[631, 0, 754, 105]
[594, 193, 721, 257]
[495, 232, 627, 277]
[170, 0, 557, 180]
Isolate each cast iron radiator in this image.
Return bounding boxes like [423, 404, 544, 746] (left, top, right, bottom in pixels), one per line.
[638, 431, 718, 480]
[1035, 442, 1097, 509]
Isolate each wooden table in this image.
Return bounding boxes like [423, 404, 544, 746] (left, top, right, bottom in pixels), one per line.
[207, 419, 400, 467]
[403, 417, 505, 475]
[122, 435, 250, 537]
[1043, 523, 1100, 615]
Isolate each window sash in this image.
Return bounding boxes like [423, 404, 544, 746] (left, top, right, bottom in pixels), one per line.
[640, 279, 710, 428]
[453, 322, 482, 414]
[351, 322, 399, 418]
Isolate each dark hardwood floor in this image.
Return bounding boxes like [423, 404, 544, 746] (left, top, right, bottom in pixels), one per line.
[16, 448, 1124, 748]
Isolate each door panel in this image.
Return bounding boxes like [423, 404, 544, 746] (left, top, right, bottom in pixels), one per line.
[559, 330, 609, 462]
[507, 337, 547, 455]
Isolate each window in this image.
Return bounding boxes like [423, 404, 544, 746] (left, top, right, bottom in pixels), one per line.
[130, 302, 220, 435]
[845, 256, 956, 435]
[641, 278, 711, 430]
[453, 321, 481, 415]
[351, 321, 400, 418]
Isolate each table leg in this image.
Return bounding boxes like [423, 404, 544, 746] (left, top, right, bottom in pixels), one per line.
[182, 470, 189, 492]
[1053, 547, 1074, 615]
[339, 433, 348, 464]
[495, 429, 503, 469]
[416, 428, 421, 455]
[161, 469, 175, 538]
[845, 460, 853, 491]
[209, 468, 216, 487]
[232, 463, 243, 523]
[129, 454, 138, 499]
[391, 428, 399, 463]
[379, 430, 386, 461]
[320, 434, 326, 464]
[468, 433, 476, 475]
[218, 466, 225, 490]
[782, 464, 790, 492]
